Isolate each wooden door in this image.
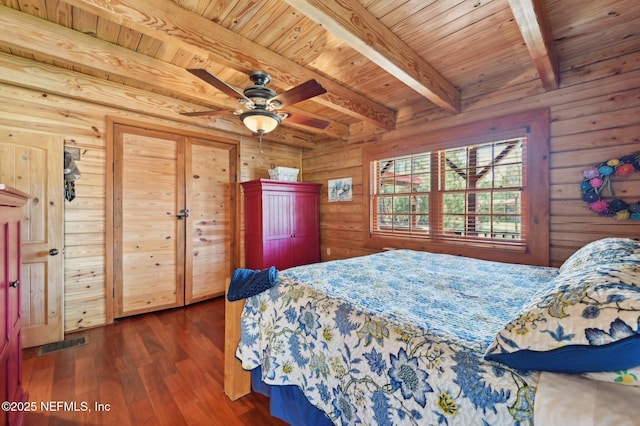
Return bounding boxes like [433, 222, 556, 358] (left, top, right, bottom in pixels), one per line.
[114, 126, 233, 317]
[114, 125, 185, 317]
[0, 130, 64, 348]
[185, 139, 233, 303]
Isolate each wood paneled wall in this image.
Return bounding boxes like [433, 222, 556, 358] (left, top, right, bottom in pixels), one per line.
[1, 47, 638, 338]
[305, 50, 640, 267]
[0, 60, 302, 334]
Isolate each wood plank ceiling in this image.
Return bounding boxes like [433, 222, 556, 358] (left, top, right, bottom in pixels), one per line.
[0, 0, 637, 146]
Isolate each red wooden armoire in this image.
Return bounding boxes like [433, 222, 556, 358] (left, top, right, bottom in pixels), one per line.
[242, 179, 321, 270]
[0, 185, 28, 426]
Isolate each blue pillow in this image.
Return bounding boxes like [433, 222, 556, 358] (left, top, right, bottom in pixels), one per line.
[227, 266, 278, 301]
[484, 238, 640, 373]
[486, 325, 640, 373]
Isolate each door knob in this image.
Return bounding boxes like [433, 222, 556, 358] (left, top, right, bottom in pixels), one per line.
[9, 280, 19, 288]
[49, 248, 59, 256]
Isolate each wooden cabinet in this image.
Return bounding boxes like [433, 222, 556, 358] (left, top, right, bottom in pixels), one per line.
[242, 179, 321, 270]
[0, 185, 28, 426]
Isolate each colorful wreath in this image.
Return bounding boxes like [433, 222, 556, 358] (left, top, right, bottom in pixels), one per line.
[580, 152, 640, 221]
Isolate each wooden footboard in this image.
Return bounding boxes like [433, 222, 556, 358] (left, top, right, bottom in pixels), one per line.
[224, 279, 251, 400]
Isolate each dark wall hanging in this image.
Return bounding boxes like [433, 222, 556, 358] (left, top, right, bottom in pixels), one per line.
[64, 150, 81, 201]
[580, 152, 640, 221]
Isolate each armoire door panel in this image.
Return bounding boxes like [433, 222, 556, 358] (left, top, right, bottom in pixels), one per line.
[292, 191, 320, 266]
[293, 192, 320, 237]
[0, 186, 29, 426]
[264, 193, 292, 239]
[0, 223, 6, 356]
[243, 193, 263, 269]
[2, 221, 25, 416]
[263, 239, 293, 270]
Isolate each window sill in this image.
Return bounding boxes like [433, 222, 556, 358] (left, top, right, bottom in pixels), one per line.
[365, 234, 546, 266]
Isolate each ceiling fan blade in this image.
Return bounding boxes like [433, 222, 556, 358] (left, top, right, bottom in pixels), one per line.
[271, 79, 327, 107]
[284, 112, 330, 129]
[181, 110, 235, 117]
[187, 69, 250, 102]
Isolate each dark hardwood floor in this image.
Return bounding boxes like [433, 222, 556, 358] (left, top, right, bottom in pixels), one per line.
[21, 297, 288, 426]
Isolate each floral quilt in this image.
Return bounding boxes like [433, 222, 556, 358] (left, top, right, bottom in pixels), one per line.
[236, 250, 559, 425]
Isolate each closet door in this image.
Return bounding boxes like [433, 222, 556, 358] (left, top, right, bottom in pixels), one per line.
[114, 125, 185, 317]
[185, 140, 233, 304]
[113, 126, 234, 318]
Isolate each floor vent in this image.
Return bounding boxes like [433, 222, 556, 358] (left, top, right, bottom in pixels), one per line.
[38, 336, 87, 355]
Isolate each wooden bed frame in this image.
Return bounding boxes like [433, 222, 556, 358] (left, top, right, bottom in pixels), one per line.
[223, 278, 251, 400]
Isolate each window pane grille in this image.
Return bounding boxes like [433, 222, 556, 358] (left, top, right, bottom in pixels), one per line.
[440, 139, 524, 240]
[372, 153, 431, 235]
[371, 137, 526, 242]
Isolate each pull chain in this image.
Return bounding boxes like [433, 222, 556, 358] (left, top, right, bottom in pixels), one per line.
[258, 130, 265, 165]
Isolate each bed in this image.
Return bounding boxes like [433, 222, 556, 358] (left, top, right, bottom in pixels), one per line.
[233, 237, 640, 425]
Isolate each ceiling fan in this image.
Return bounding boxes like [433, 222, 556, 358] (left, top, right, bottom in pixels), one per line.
[182, 69, 330, 134]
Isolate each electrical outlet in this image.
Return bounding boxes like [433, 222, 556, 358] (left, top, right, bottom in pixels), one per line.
[326, 247, 331, 256]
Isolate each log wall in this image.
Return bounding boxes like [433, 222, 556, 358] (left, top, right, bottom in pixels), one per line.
[305, 51, 640, 266]
[0, 56, 302, 333]
[1, 48, 638, 337]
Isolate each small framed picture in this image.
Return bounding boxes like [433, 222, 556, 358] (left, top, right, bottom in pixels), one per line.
[328, 177, 352, 202]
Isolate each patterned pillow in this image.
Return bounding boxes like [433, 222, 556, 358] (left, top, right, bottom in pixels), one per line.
[484, 238, 640, 373]
[582, 367, 640, 386]
[558, 237, 639, 274]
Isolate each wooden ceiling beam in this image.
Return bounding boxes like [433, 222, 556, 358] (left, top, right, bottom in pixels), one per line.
[285, 0, 461, 114]
[509, 0, 560, 90]
[0, 52, 318, 149]
[0, 52, 239, 134]
[63, 0, 396, 131]
[0, 6, 338, 143]
[0, 7, 234, 110]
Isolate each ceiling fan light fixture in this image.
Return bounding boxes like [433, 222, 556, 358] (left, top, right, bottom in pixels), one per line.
[183, 69, 329, 131]
[240, 109, 281, 134]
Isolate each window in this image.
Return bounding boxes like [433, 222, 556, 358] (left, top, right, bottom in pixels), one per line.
[373, 138, 525, 239]
[373, 154, 432, 235]
[363, 110, 550, 265]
